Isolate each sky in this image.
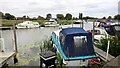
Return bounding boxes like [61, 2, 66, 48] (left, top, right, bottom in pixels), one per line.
[0, 0, 119, 18]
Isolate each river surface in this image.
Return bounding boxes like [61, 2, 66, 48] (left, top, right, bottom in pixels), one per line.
[1, 27, 59, 52]
[1, 23, 94, 66]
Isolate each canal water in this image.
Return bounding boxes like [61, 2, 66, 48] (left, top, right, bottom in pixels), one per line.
[1, 27, 59, 66]
[1, 23, 93, 66]
[2, 27, 58, 52]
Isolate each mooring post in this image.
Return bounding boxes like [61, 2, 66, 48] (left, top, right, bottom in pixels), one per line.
[13, 19, 18, 64]
[92, 20, 96, 42]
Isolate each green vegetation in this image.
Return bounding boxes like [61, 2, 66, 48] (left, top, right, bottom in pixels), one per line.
[95, 35, 120, 57]
[65, 13, 72, 20]
[46, 13, 52, 20]
[1, 20, 23, 26]
[57, 20, 75, 25]
[39, 39, 53, 52]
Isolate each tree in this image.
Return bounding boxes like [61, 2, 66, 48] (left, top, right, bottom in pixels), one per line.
[46, 13, 52, 20]
[65, 13, 72, 20]
[79, 13, 83, 19]
[0, 12, 4, 19]
[56, 14, 64, 20]
[102, 17, 106, 19]
[107, 16, 112, 20]
[4, 13, 15, 20]
[114, 14, 120, 20]
[37, 16, 45, 20]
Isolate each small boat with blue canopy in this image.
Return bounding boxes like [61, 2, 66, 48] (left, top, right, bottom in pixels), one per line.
[51, 27, 96, 65]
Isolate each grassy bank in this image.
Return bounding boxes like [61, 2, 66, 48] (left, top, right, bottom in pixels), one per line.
[0, 20, 23, 26]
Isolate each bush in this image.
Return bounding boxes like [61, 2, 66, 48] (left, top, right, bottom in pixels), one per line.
[39, 40, 53, 52]
[95, 35, 120, 57]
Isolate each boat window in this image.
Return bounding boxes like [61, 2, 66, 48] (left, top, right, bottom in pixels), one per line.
[74, 22, 80, 24]
[49, 21, 54, 22]
[59, 33, 65, 47]
[114, 26, 120, 31]
[74, 36, 87, 47]
[91, 30, 101, 35]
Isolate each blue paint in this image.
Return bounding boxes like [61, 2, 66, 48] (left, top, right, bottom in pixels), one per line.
[52, 34, 67, 59]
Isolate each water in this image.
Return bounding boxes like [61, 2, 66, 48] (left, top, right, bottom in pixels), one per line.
[1, 27, 58, 52]
[1, 23, 93, 66]
[0, 27, 59, 66]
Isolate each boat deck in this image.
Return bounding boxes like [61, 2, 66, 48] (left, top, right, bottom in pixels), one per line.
[0, 51, 16, 67]
[94, 46, 115, 61]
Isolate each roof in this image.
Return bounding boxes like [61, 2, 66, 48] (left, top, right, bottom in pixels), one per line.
[60, 27, 89, 37]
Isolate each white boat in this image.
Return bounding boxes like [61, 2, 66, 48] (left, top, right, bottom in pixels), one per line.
[44, 18, 59, 27]
[59, 20, 88, 29]
[16, 21, 40, 29]
[87, 28, 107, 41]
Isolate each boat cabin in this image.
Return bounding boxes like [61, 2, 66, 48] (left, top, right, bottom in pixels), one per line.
[51, 27, 96, 61]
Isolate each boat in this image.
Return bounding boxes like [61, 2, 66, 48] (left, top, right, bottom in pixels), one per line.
[87, 28, 107, 41]
[51, 27, 97, 66]
[16, 21, 40, 29]
[59, 20, 87, 29]
[103, 23, 120, 39]
[44, 18, 59, 27]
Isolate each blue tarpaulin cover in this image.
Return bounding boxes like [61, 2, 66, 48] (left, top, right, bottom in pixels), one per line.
[52, 27, 96, 60]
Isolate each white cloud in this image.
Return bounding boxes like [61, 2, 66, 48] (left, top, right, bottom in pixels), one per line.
[0, 0, 119, 18]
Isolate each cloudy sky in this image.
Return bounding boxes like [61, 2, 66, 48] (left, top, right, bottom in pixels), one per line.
[0, 0, 119, 18]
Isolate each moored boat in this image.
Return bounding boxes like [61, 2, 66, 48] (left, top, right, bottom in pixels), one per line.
[51, 27, 97, 66]
[16, 21, 40, 29]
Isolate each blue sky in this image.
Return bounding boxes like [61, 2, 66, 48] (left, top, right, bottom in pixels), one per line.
[0, 0, 119, 18]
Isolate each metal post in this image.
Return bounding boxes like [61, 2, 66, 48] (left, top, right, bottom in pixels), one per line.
[92, 20, 95, 42]
[13, 23, 18, 53]
[82, 20, 84, 28]
[0, 18, 5, 52]
[106, 34, 110, 61]
[13, 19, 18, 64]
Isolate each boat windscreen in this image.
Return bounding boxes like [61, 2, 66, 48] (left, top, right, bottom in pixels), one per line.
[63, 35, 92, 58]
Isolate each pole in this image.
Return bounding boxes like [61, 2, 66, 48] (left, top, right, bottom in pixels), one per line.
[0, 18, 5, 52]
[13, 18, 18, 64]
[13, 23, 18, 53]
[106, 34, 110, 61]
[92, 20, 95, 42]
[82, 20, 84, 28]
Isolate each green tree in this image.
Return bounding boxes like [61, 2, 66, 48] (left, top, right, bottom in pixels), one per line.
[46, 13, 52, 20]
[79, 13, 83, 19]
[4, 13, 15, 20]
[107, 16, 112, 20]
[37, 16, 45, 20]
[65, 13, 72, 20]
[102, 17, 106, 19]
[56, 14, 64, 20]
[114, 14, 120, 20]
[0, 12, 4, 19]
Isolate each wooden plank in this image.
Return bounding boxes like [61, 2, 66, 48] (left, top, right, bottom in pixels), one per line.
[94, 46, 115, 61]
[0, 51, 16, 67]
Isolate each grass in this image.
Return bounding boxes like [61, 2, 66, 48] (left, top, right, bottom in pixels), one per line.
[0, 20, 23, 26]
